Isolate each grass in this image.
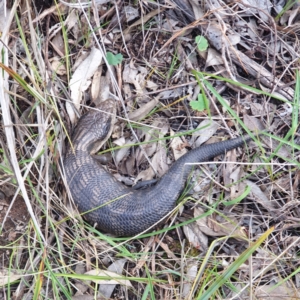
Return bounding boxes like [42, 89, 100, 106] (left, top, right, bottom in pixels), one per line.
[0, 0, 299, 299]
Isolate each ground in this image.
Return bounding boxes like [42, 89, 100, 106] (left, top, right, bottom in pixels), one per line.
[0, 0, 300, 299]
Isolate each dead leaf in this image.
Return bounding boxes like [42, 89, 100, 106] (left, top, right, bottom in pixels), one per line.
[205, 21, 224, 51]
[59, 0, 110, 8]
[205, 48, 224, 67]
[0, 270, 22, 286]
[195, 207, 244, 238]
[0, 6, 11, 33]
[66, 47, 103, 123]
[114, 138, 134, 165]
[158, 88, 182, 99]
[123, 63, 138, 84]
[51, 32, 65, 56]
[84, 268, 131, 287]
[223, 147, 238, 188]
[145, 80, 158, 90]
[71, 295, 94, 300]
[74, 263, 89, 296]
[229, 166, 247, 199]
[243, 114, 265, 132]
[249, 102, 264, 115]
[65, 9, 78, 32]
[135, 167, 155, 182]
[239, 0, 271, 22]
[235, 18, 259, 43]
[136, 119, 169, 165]
[183, 220, 208, 251]
[50, 57, 67, 75]
[98, 259, 128, 299]
[246, 180, 275, 210]
[90, 67, 102, 102]
[128, 98, 159, 121]
[170, 129, 188, 160]
[191, 120, 219, 148]
[133, 236, 156, 273]
[182, 262, 198, 299]
[122, 63, 147, 95]
[155, 237, 177, 259]
[190, 169, 210, 193]
[124, 6, 139, 22]
[150, 145, 168, 177]
[189, 0, 205, 19]
[135, 142, 168, 182]
[123, 7, 164, 35]
[261, 135, 292, 159]
[255, 282, 300, 299]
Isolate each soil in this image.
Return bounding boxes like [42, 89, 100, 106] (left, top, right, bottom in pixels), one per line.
[0, 191, 30, 266]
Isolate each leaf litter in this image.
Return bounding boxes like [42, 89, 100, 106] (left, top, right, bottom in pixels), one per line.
[0, 0, 299, 299]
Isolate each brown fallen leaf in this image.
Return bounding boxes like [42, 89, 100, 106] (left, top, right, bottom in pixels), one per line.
[128, 98, 159, 121]
[195, 207, 245, 238]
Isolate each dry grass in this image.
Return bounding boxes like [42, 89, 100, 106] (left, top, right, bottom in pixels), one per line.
[0, 0, 299, 299]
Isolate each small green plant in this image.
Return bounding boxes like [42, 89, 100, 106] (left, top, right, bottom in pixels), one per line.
[195, 35, 208, 52]
[190, 93, 209, 112]
[106, 51, 123, 65]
